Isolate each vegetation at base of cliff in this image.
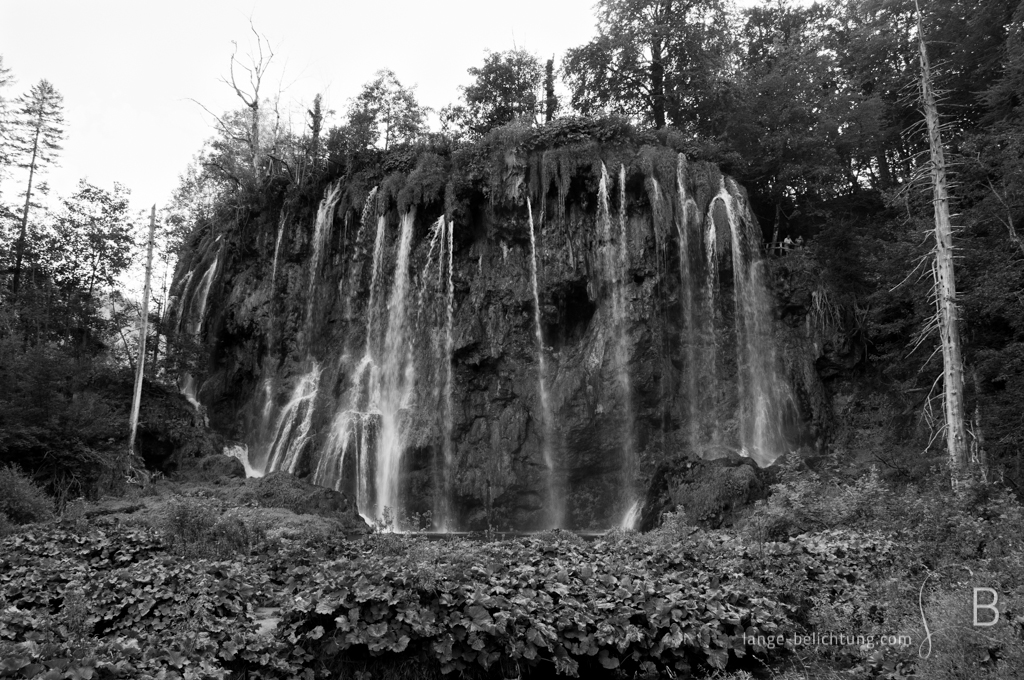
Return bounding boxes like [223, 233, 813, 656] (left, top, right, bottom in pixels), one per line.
[1, 466, 1022, 680]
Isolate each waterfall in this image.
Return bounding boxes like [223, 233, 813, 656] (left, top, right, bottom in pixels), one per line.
[599, 164, 636, 524]
[305, 181, 343, 330]
[375, 210, 417, 522]
[442, 214, 455, 530]
[271, 212, 286, 286]
[414, 215, 456, 530]
[616, 165, 636, 515]
[725, 179, 795, 466]
[314, 203, 389, 519]
[701, 179, 724, 452]
[178, 249, 221, 417]
[676, 155, 699, 453]
[620, 499, 642, 531]
[264, 363, 322, 473]
[527, 197, 560, 529]
[224, 443, 261, 478]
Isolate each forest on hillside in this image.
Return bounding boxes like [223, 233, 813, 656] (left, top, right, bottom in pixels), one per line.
[2, 0, 1024, 678]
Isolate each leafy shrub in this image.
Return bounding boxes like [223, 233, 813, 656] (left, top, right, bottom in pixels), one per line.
[673, 463, 760, 527]
[162, 496, 218, 553]
[0, 464, 54, 525]
[1, 525, 795, 679]
[908, 576, 1024, 680]
[238, 470, 354, 519]
[208, 510, 270, 556]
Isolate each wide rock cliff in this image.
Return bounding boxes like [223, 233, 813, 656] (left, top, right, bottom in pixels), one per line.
[170, 123, 827, 532]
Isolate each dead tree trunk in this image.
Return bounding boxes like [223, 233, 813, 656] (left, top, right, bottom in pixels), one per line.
[916, 0, 970, 487]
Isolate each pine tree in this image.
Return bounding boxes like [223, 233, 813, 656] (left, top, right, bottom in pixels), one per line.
[10, 79, 64, 296]
[544, 57, 558, 123]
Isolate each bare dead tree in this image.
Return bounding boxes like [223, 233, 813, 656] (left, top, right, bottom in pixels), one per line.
[914, 0, 971, 489]
[189, 20, 280, 186]
[224, 21, 274, 180]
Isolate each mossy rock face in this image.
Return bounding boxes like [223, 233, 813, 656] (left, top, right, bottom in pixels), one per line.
[239, 471, 368, 533]
[640, 455, 766, 531]
[174, 454, 245, 482]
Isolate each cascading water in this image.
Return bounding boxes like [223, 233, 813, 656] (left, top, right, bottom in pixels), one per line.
[271, 212, 286, 286]
[178, 248, 221, 418]
[442, 214, 455, 530]
[374, 210, 417, 522]
[598, 164, 637, 523]
[213, 148, 805, 534]
[676, 155, 699, 454]
[313, 204, 387, 520]
[263, 363, 322, 474]
[224, 443, 261, 478]
[616, 164, 636, 515]
[305, 181, 344, 332]
[701, 177, 724, 452]
[415, 215, 457, 530]
[312, 210, 417, 526]
[620, 499, 642, 531]
[724, 179, 796, 466]
[527, 197, 560, 529]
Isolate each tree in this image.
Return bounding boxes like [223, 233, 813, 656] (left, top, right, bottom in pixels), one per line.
[461, 49, 544, 134]
[190, 23, 300, 188]
[47, 180, 135, 302]
[721, 1, 852, 229]
[305, 93, 325, 174]
[544, 57, 558, 123]
[914, 0, 969, 487]
[347, 70, 426, 152]
[10, 79, 64, 296]
[983, 0, 1024, 122]
[563, 0, 731, 130]
[221, 23, 275, 182]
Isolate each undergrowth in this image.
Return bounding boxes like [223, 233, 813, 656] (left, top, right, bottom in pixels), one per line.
[0, 464, 54, 527]
[2, 463, 1022, 679]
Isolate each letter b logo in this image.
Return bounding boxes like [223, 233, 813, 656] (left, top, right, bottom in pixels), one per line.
[973, 588, 999, 627]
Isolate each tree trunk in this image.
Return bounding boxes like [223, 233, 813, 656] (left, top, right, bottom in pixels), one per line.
[545, 58, 557, 123]
[650, 38, 666, 129]
[129, 207, 157, 456]
[12, 124, 41, 296]
[916, 1, 970, 487]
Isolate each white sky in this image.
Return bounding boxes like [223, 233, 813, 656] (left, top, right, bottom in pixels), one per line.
[0, 0, 605, 212]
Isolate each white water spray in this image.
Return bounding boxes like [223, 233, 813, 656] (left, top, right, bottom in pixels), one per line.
[224, 443, 262, 478]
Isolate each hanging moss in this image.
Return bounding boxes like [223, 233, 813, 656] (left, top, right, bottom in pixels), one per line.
[397, 153, 450, 215]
